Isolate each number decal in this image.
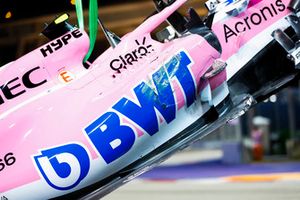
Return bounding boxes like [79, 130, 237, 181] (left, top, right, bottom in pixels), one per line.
[0, 152, 16, 172]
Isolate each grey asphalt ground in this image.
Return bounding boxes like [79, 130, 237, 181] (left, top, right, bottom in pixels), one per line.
[103, 180, 300, 200]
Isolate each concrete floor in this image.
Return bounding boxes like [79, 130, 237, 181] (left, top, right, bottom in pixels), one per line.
[104, 180, 300, 200]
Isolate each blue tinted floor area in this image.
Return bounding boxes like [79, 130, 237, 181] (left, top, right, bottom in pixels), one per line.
[141, 160, 300, 180]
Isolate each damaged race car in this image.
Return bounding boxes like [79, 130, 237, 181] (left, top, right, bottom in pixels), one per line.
[1, 0, 300, 199]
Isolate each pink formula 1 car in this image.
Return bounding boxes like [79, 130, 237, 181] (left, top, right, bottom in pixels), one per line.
[1, 0, 300, 199]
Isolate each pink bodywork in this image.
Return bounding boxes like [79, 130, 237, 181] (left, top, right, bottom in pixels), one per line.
[0, 0, 220, 198]
[213, 0, 290, 61]
[0, 0, 292, 198]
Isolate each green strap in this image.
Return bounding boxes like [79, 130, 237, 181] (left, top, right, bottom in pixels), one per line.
[75, 0, 99, 62]
[75, 0, 84, 29]
[84, 0, 99, 62]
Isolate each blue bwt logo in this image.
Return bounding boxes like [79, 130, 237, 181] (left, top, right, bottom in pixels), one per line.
[85, 50, 195, 164]
[34, 143, 90, 190]
[34, 50, 196, 191]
